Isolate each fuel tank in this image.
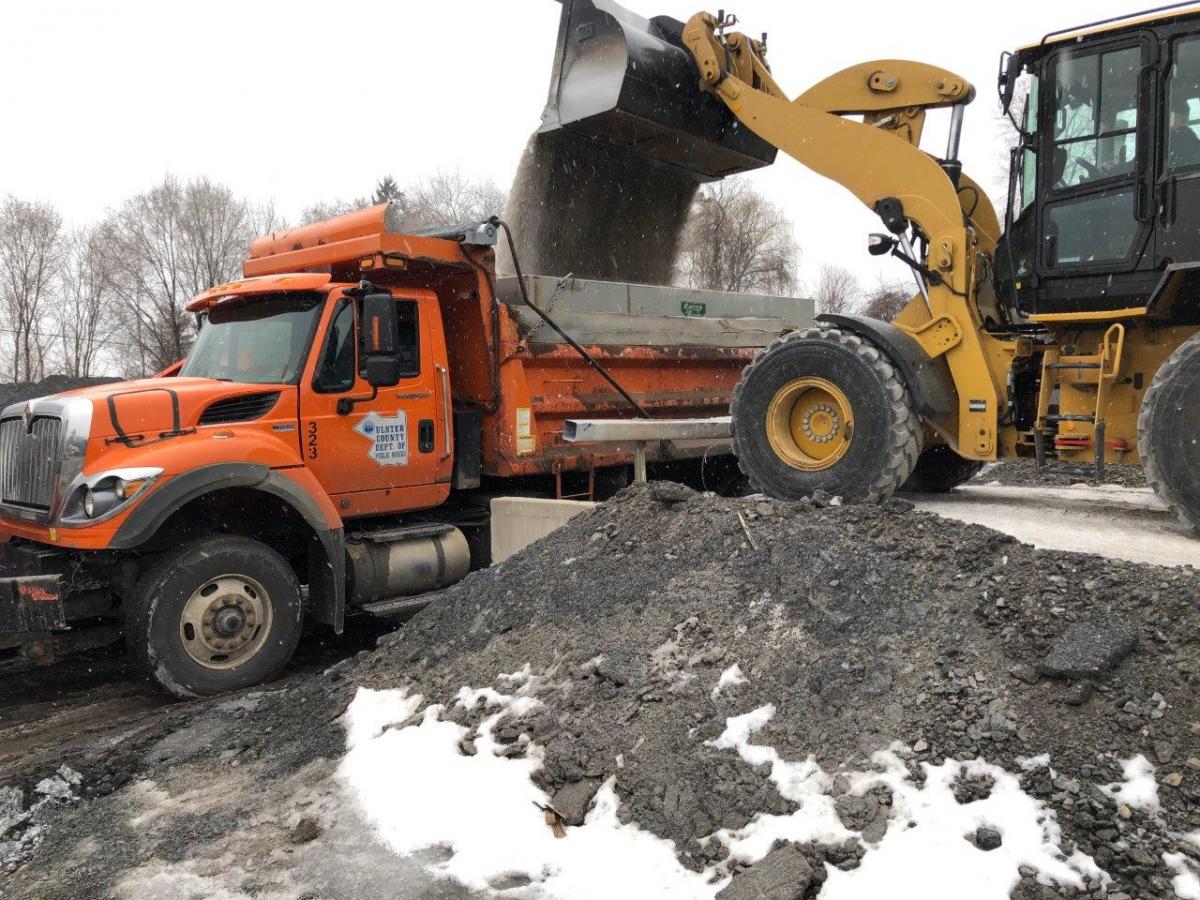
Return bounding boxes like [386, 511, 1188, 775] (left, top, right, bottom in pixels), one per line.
[346, 525, 471, 606]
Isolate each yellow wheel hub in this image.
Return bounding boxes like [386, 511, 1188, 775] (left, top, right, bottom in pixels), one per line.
[765, 377, 854, 471]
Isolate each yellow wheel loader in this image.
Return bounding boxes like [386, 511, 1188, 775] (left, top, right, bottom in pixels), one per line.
[543, 0, 1200, 529]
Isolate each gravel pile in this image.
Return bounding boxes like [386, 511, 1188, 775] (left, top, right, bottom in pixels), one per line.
[348, 482, 1200, 897]
[975, 460, 1148, 489]
[6, 484, 1200, 898]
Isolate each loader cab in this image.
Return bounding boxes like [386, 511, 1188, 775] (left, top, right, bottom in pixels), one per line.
[996, 6, 1200, 322]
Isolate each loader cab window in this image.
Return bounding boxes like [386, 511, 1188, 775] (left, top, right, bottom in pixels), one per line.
[1018, 76, 1040, 216]
[313, 300, 356, 393]
[1051, 48, 1140, 190]
[1166, 38, 1200, 171]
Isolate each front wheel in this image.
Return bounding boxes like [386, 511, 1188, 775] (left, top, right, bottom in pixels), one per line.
[730, 327, 922, 503]
[1139, 331, 1200, 531]
[126, 536, 304, 698]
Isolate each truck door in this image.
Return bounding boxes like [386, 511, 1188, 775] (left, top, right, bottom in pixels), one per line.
[1033, 35, 1159, 311]
[1156, 30, 1200, 267]
[299, 288, 451, 507]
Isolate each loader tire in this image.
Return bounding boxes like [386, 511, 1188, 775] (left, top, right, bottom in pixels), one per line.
[731, 327, 922, 503]
[126, 536, 304, 699]
[901, 444, 984, 493]
[1139, 331, 1200, 531]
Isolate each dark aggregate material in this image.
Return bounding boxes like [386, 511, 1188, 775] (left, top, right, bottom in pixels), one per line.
[497, 129, 698, 285]
[0, 376, 118, 411]
[975, 460, 1148, 489]
[5, 484, 1200, 899]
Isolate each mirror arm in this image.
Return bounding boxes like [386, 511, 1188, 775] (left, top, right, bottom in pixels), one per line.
[337, 384, 379, 417]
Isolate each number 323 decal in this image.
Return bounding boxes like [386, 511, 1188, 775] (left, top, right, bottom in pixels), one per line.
[307, 422, 318, 459]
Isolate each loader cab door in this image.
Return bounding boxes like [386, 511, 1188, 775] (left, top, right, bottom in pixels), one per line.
[1002, 33, 1162, 316]
[299, 288, 452, 515]
[1155, 28, 1200, 268]
[1032, 35, 1160, 313]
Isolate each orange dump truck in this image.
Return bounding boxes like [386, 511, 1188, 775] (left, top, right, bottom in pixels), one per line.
[0, 204, 810, 696]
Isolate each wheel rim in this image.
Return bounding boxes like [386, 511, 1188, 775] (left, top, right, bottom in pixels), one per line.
[765, 377, 854, 471]
[178, 574, 273, 670]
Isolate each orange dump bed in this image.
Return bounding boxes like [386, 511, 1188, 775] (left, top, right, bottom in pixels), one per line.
[242, 202, 812, 478]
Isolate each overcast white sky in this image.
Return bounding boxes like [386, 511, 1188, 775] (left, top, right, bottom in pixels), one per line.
[0, 0, 1139, 292]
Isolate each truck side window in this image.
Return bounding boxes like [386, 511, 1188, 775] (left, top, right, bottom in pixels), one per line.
[395, 300, 420, 377]
[1167, 38, 1200, 171]
[313, 301, 356, 393]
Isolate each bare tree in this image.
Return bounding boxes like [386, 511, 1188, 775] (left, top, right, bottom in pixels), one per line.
[0, 196, 63, 381]
[676, 179, 798, 295]
[861, 278, 914, 321]
[404, 169, 506, 230]
[813, 263, 861, 315]
[56, 226, 117, 377]
[103, 175, 256, 375]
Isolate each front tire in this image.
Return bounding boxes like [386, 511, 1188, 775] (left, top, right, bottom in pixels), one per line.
[1139, 332, 1200, 531]
[126, 536, 304, 698]
[731, 327, 921, 502]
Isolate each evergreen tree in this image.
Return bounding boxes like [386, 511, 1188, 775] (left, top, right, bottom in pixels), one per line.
[373, 176, 402, 205]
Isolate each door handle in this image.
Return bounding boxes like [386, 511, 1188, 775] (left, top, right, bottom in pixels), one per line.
[1160, 176, 1178, 227]
[436, 364, 453, 462]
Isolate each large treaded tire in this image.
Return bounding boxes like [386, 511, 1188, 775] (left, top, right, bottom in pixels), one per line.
[126, 536, 304, 699]
[1138, 331, 1200, 531]
[730, 327, 921, 503]
[901, 444, 984, 493]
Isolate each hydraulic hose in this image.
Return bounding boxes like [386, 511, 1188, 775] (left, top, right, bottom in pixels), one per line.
[490, 217, 651, 419]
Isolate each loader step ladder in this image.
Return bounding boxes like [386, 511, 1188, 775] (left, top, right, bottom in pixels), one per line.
[1034, 324, 1126, 481]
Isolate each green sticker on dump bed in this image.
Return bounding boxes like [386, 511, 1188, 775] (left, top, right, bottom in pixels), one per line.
[680, 301, 707, 318]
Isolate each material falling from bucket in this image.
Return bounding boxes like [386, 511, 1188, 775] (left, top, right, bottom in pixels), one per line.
[499, 0, 777, 284]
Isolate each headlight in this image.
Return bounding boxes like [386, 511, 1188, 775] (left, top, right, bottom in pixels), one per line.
[60, 467, 163, 526]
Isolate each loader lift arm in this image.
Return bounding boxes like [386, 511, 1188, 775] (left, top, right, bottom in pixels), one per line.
[682, 11, 1009, 459]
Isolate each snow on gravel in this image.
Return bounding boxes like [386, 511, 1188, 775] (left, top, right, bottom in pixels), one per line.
[338, 684, 717, 899]
[1100, 754, 1161, 813]
[337, 677, 1109, 899]
[711, 704, 1103, 899]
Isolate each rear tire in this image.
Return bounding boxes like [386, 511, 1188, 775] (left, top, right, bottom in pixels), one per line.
[1139, 332, 1200, 531]
[902, 444, 984, 493]
[731, 327, 921, 502]
[126, 536, 304, 699]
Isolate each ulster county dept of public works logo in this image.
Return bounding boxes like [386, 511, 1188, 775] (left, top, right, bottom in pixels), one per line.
[354, 412, 408, 467]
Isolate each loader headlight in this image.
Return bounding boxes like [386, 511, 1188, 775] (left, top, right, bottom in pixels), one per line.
[60, 467, 164, 526]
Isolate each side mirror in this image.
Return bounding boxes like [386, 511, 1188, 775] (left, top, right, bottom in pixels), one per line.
[997, 50, 1023, 117]
[868, 233, 897, 257]
[363, 355, 402, 388]
[361, 292, 398, 355]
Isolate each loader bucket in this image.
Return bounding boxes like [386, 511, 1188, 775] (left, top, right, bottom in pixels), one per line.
[540, 0, 777, 180]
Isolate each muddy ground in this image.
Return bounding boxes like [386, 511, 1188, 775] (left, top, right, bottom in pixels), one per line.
[3, 484, 1198, 899]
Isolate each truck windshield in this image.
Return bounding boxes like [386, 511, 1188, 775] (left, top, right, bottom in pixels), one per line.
[181, 293, 323, 385]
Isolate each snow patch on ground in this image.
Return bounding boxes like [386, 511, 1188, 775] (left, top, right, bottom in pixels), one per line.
[337, 684, 718, 899]
[709, 705, 1104, 899]
[0, 765, 82, 870]
[1101, 755, 1160, 812]
[710, 663, 747, 700]
[1166, 852, 1200, 899]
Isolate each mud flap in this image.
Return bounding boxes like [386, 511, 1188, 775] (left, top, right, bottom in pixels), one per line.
[0, 574, 65, 633]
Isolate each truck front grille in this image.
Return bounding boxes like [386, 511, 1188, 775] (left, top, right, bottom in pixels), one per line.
[0, 415, 64, 510]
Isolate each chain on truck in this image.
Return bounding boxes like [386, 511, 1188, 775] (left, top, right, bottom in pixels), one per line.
[0, 205, 809, 697]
